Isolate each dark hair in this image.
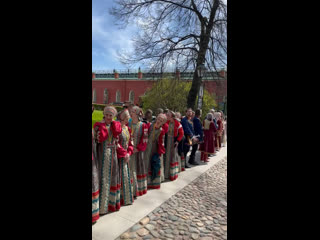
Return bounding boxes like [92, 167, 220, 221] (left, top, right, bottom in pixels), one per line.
[195, 109, 202, 117]
[186, 108, 192, 113]
[146, 109, 153, 115]
[156, 108, 164, 114]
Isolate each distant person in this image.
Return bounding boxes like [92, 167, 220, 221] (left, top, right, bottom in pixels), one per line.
[189, 109, 203, 165]
[181, 108, 197, 168]
[142, 109, 153, 127]
[199, 113, 217, 162]
[223, 116, 227, 146]
[215, 112, 224, 151]
[220, 114, 227, 147]
[144, 113, 167, 189]
[157, 108, 168, 141]
[174, 111, 185, 171]
[117, 110, 134, 206]
[191, 111, 195, 120]
[213, 112, 220, 152]
[175, 112, 182, 121]
[156, 108, 164, 116]
[128, 106, 149, 197]
[163, 111, 184, 181]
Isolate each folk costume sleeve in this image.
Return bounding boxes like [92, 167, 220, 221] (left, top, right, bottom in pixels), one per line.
[111, 120, 122, 138]
[175, 120, 184, 142]
[210, 121, 217, 133]
[114, 122, 128, 159]
[217, 120, 223, 136]
[157, 127, 166, 156]
[93, 122, 109, 143]
[162, 122, 169, 134]
[136, 123, 148, 152]
[116, 143, 127, 159]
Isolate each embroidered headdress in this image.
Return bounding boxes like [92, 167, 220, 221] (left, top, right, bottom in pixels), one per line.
[103, 106, 117, 117]
[157, 113, 167, 123]
[131, 106, 141, 116]
[119, 109, 131, 121]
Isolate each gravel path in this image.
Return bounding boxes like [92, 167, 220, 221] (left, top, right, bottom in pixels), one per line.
[116, 156, 227, 240]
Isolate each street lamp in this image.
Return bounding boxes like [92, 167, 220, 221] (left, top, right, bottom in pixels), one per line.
[197, 64, 206, 109]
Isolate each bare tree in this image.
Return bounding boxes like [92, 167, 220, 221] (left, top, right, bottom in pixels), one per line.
[110, 0, 227, 109]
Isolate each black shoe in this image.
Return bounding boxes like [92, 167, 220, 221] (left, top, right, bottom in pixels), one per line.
[189, 161, 199, 165]
[185, 164, 191, 168]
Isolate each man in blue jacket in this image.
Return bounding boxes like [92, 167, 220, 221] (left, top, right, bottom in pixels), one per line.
[181, 108, 198, 167]
[190, 109, 203, 165]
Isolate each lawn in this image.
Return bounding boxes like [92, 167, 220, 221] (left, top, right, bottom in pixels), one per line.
[92, 110, 103, 128]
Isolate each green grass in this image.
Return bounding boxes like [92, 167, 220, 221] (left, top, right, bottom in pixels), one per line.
[92, 110, 103, 128]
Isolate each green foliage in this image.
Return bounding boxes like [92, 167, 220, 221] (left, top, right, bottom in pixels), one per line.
[140, 78, 217, 119]
[92, 103, 106, 111]
[92, 110, 104, 128]
[199, 90, 218, 121]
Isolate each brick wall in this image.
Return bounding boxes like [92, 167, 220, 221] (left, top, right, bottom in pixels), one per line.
[92, 77, 227, 106]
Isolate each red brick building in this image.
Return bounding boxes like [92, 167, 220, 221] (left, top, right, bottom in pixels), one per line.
[92, 69, 227, 110]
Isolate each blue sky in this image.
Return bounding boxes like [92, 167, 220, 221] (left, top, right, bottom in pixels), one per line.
[92, 0, 227, 72]
[92, 0, 138, 71]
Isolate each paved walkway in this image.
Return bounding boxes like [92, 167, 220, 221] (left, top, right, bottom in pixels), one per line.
[92, 146, 227, 240]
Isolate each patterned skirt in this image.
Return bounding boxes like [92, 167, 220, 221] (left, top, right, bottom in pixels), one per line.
[92, 152, 100, 222]
[164, 136, 179, 181]
[130, 151, 147, 197]
[177, 138, 186, 171]
[97, 143, 121, 214]
[176, 151, 182, 173]
[145, 141, 162, 189]
[119, 158, 134, 206]
[160, 155, 165, 183]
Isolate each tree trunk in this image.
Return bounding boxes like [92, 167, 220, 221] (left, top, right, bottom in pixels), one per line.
[187, 42, 209, 109]
[187, 0, 220, 110]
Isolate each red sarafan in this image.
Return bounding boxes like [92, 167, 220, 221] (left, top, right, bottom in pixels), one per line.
[199, 118, 217, 162]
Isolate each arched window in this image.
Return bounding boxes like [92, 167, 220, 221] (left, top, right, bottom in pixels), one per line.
[129, 90, 134, 103]
[93, 89, 97, 103]
[116, 90, 121, 102]
[103, 89, 108, 104]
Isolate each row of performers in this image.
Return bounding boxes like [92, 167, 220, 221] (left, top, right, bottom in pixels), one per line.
[92, 106, 219, 223]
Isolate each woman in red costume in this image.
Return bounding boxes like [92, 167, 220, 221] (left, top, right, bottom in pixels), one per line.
[117, 109, 135, 206]
[199, 113, 217, 162]
[164, 111, 184, 180]
[128, 106, 149, 197]
[144, 113, 167, 189]
[93, 106, 125, 214]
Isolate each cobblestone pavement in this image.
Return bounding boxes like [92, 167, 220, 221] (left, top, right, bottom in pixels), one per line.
[116, 156, 227, 240]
